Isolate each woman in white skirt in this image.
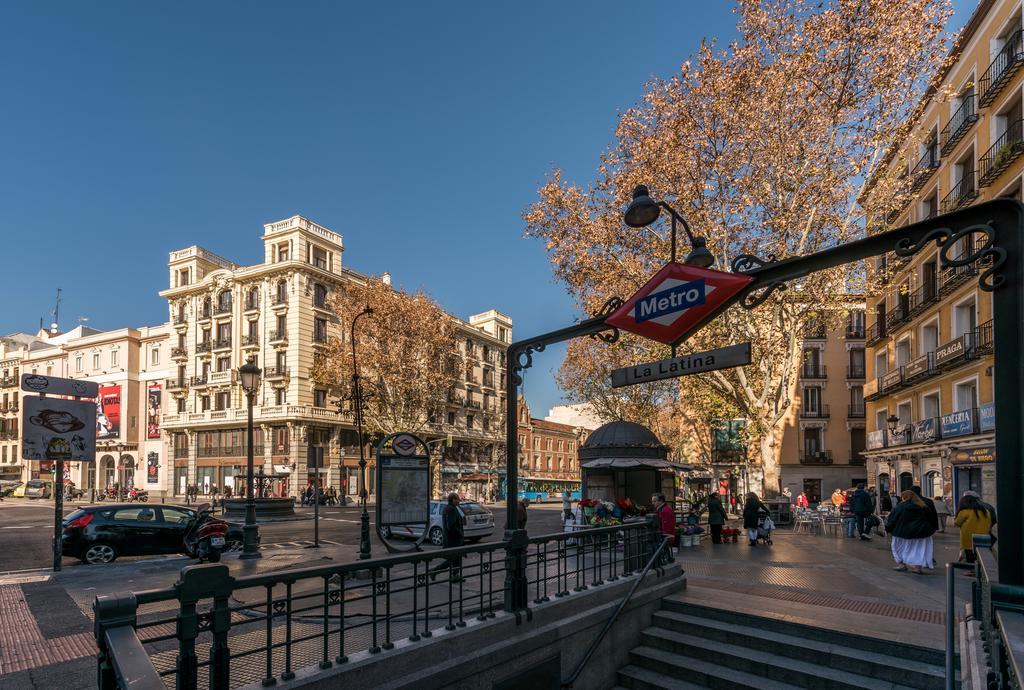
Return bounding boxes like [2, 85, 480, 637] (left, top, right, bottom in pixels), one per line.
[884, 490, 936, 574]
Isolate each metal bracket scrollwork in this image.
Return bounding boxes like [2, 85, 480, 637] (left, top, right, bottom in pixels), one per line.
[741, 281, 788, 309]
[588, 297, 623, 344]
[731, 253, 775, 274]
[510, 342, 546, 386]
[894, 227, 952, 257]
[938, 222, 1007, 291]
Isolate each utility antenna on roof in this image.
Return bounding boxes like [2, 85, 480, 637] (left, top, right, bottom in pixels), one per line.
[78, 316, 89, 326]
[50, 288, 62, 334]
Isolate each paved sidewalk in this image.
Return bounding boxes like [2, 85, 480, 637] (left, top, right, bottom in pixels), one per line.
[674, 525, 966, 650]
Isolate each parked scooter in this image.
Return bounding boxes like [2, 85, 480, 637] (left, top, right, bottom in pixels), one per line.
[183, 503, 228, 563]
[127, 487, 149, 502]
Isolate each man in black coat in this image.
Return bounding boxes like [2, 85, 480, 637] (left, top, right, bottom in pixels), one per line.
[430, 493, 465, 581]
[850, 483, 875, 541]
[910, 485, 939, 533]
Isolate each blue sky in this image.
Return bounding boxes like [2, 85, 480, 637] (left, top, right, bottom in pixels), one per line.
[1, 1, 976, 417]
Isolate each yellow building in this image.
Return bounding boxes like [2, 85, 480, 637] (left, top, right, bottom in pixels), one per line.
[861, 0, 1020, 509]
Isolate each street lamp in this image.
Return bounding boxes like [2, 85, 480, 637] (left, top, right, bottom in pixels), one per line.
[239, 357, 262, 559]
[886, 414, 901, 436]
[623, 185, 716, 268]
[351, 306, 374, 560]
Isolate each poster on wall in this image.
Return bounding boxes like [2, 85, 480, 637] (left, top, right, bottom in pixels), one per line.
[147, 384, 162, 439]
[147, 452, 159, 484]
[96, 385, 121, 439]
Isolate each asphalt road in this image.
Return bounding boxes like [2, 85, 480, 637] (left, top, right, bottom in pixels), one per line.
[0, 499, 567, 572]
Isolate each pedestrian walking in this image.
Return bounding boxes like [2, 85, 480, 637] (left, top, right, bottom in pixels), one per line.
[962, 490, 997, 545]
[955, 495, 992, 565]
[795, 491, 809, 509]
[851, 483, 874, 541]
[562, 493, 573, 522]
[885, 490, 935, 574]
[933, 495, 950, 532]
[651, 493, 676, 547]
[430, 493, 465, 581]
[742, 492, 768, 546]
[517, 498, 530, 530]
[707, 493, 727, 544]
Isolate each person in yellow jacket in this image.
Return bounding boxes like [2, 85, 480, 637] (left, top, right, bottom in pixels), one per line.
[954, 494, 993, 564]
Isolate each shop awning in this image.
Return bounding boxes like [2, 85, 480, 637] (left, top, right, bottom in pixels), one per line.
[521, 476, 581, 483]
[581, 458, 693, 471]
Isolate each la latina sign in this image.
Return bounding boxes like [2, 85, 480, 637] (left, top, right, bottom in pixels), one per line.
[611, 342, 751, 388]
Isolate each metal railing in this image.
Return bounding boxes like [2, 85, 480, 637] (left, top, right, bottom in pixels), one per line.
[95, 521, 666, 689]
[845, 324, 865, 339]
[166, 378, 189, 391]
[940, 94, 978, 154]
[848, 451, 865, 465]
[214, 303, 232, 315]
[846, 365, 866, 379]
[244, 298, 259, 311]
[940, 170, 978, 214]
[173, 447, 189, 459]
[241, 334, 259, 347]
[213, 338, 232, 350]
[908, 141, 941, 192]
[196, 445, 264, 458]
[949, 536, 1024, 690]
[799, 404, 830, 419]
[979, 29, 1024, 106]
[980, 119, 1024, 187]
[799, 450, 833, 465]
[866, 321, 887, 346]
[800, 364, 827, 379]
[269, 329, 287, 342]
[196, 341, 212, 354]
[264, 366, 289, 379]
[848, 403, 866, 418]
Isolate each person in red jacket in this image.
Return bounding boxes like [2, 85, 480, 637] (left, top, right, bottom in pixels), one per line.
[651, 493, 676, 546]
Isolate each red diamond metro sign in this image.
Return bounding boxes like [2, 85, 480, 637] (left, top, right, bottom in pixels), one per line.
[605, 262, 753, 345]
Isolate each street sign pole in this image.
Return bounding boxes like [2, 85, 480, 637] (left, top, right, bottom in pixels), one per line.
[52, 452, 63, 572]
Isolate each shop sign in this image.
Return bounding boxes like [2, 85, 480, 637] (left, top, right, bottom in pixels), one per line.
[146, 452, 159, 484]
[904, 354, 932, 380]
[910, 417, 937, 444]
[940, 409, 974, 438]
[887, 427, 909, 447]
[950, 446, 995, 465]
[866, 429, 886, 450]
[881, 368, 903, 391]
[934, 335, 967, 367]
[979, 402, 995, 432]
[611, 342, 751, 387]
[863, 377, 879, 398]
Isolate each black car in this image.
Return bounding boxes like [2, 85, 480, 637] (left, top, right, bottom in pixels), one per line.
[61, 504, 249, 564]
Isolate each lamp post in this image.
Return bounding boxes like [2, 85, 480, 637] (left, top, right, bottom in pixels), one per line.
[886, 414, 901, 437]
[351, 306, 374, 560]
[239, 357, 262, 559]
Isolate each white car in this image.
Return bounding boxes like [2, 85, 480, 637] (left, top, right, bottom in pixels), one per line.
[383, 500, 495, 545]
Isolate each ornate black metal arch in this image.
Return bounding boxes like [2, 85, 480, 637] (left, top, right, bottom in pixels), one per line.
[503, 199, 1023, 602]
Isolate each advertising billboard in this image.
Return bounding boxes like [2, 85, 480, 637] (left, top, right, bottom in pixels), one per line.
[147, 384, 162, 439]
[97, 385, 121, 439]
[147, 451, 159, 484]
[22, 395, 96, 461]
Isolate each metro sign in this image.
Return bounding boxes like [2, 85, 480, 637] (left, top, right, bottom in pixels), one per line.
[605, 262, 753, 344]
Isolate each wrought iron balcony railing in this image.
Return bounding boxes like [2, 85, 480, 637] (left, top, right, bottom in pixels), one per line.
[979, 119, 1024, 187]
[979, 30, 1024, 106]
[800, 450, 833, 465]
[940, 170, 978, 214]
[800, 364, 827, 379]
[940, 95, 978, 154]
[799, 405, 830, 419]
[848, 403, 866, 418]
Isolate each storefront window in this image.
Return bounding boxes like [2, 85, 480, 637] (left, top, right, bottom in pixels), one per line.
[923, 470, 941, 499]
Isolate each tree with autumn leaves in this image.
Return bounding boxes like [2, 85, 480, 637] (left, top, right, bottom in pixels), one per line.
[310, 276, 463, 439]
[526, 0, 952, 490]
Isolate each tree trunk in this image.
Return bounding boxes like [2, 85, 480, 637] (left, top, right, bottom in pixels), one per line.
[759, 432, 782, 497]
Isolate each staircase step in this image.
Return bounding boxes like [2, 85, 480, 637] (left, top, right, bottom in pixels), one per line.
[627, 645, 805, 690]
[615, 664, 707, 690]
[638, 626, 922, 689]
[662, 597, 947, 667]
[651, 609, 946, 689]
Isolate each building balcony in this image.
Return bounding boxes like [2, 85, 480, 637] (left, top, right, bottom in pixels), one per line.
[846, 365, 865, 380]
[980, 119, 1024, 187]
[865, 321, 887, 346]
[173, 313, 189, 326]
[191, 375, 209, 388]
[197, 445, 263, 459]
[845, 324, 865, 339]
[904, 352, 936, 383]
[173, 447, 190, 459]
[171, 346, 188, 360]
[940, 170, 978, 214]
[264, 366, 290, 381]
[241, 334, 260, 349]
[313, 298, 331, 311]
[908, 282, 940, 317]
[908, 144, 941, 193]
[799, 405, 830, 419]
[269, 329, 287, 344]
[849, 451, 866, 466]
[213, 337, 232, 352]
[848, 403, 866, 419]
[197, 309, 212, 323]
[979, 30, 1024, 107]
[800, 450, 833, 465]
[196, 341, 212, 355]
[940, 95, 978, 155]
[886, 301, 911, 331]
[0, 376, 18, 388]
[208, 370, 234, 386]
[271, 294, 288, 308]
[214, 303, 232, 316]
[863, 377, 881, 401]
[802, 322, 827, 340]
[243, 298, 260, 313]
[166, 378, 189, 391]
[800, 364, 827, 379]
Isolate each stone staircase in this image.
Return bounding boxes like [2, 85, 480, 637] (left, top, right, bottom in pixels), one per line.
[614, 597, 956, 689]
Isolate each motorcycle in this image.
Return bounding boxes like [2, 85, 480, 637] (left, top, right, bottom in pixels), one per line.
[183, 503, 229, 563]
[127, 488, 149, 503]
[95, 487, 120, 502]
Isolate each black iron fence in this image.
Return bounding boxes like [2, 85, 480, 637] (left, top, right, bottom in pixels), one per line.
[980, 118, 1024, 187]
[940, 94, 978, 154]
[979, 29, 1024, 106]
[95, 521, 667, 689]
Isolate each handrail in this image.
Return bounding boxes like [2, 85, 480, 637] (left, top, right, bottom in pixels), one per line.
[561, 535, 671, 689]
[945, 560, 975, 690]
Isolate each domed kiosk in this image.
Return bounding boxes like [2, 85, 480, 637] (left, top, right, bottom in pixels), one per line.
[579, 420, 691, 506]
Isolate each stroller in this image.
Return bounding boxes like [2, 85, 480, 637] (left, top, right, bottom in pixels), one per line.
[756, 508, 775, 545]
